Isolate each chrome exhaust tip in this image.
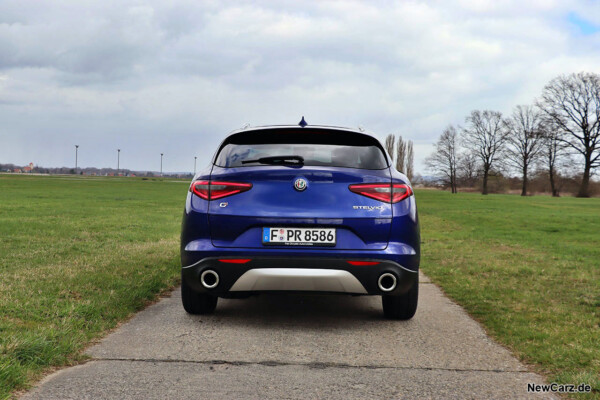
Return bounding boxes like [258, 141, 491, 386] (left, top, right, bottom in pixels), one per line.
[200, 270, 219, 289]
[378, 273, 397, 292]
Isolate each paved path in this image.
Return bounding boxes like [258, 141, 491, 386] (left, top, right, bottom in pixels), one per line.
[24, 273, 553, 399]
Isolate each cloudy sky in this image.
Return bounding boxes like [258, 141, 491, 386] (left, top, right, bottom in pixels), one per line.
[1, 0, 599, 174]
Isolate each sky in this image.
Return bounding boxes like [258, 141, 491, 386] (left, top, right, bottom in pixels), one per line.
[1, 0, 600, 174]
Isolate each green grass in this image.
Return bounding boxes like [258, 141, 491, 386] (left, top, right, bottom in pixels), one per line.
[0, 176, 598, 399]
[417, 189, 600, 397]
[0, 175, 187, 399]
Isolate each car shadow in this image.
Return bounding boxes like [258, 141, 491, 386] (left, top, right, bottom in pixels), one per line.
[208, 293, 392, 328]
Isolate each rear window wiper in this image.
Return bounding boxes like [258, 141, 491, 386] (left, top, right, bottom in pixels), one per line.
[241, 155, 305, 165]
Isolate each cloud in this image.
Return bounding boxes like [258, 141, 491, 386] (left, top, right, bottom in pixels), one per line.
[0, 0, 599, 173]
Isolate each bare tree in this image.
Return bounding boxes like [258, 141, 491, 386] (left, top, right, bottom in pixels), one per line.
[406, 140, 414, 181]
[545, 129, 561, 197]
[541, 121, 571, 197]
[457, 152, 479, 187]
[461, 110, 509, 195]
[396, 136, 406, 173]
[385, 134, 395, 163]
[505, 105, 545, 196]
[537, 72, 600, 197]
[425, 125, 459, 193]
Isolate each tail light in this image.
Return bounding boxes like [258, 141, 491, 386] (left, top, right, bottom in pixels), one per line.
[190, 180, 252, 200]
[348, 183, 413, 203]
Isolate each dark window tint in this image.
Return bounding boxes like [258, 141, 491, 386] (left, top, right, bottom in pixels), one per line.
[215, 129, 389, 170]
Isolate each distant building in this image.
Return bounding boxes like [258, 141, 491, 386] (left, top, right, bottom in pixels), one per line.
[21, 163, 35, 173]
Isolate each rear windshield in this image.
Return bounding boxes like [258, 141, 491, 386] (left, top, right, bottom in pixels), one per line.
[214, 129, 389, 170]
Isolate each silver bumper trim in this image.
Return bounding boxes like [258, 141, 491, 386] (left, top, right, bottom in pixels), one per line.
[229, 268, 368, 294]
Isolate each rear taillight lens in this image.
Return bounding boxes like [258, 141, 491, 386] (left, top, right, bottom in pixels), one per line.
[190, 180, 210, 199]
[348, 183, 413, 203]
[190, 180, 252, 200]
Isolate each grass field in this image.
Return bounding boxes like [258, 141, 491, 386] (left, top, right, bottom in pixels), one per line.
[0, 175, 598, 398]
[419, 189, 600, 397]
[0, 175, 185, 399]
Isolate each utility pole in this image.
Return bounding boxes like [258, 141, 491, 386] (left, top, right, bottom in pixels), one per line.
[160, 153, 164, 177]
[75, 145, 79, 174]
[117, 149, 120, 175]
[194, 156, 197, 175]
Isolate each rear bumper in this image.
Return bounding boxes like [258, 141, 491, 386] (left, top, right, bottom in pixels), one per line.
[182, 256, 418, 296]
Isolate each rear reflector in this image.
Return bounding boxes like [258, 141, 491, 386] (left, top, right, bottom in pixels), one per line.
[191, 180, 252, 200]
[348, 183, 413, 203]
[218, 259, 251, 264]
[347, 261, 380, 266]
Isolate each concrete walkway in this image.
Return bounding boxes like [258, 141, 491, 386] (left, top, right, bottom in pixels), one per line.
[23, 273, 554, 399]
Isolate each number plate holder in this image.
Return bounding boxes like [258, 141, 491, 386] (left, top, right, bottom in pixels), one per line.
[262, 227, 336, 247]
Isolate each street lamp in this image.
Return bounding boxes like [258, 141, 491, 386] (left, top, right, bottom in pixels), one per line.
[194, 156, 197, 175]
[117, 149, 120, 175]
[75, 145, 79, 174]
[160, 153, 164, 177]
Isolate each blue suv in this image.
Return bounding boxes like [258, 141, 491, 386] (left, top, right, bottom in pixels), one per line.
[180, 122, 420, 319]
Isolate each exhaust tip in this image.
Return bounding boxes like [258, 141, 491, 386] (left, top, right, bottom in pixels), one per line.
[200, 270, 219, 289]
[378, 273, 397, 292]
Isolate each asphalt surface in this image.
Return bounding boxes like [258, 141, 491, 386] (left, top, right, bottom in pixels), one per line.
[23, 273, 554, 399]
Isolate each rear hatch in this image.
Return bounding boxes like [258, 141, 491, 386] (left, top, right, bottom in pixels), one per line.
[207, 127, 392, 250]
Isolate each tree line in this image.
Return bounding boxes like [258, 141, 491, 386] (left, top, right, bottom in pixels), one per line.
[384, 134, 415, 181]
[0, 163, 192, 178]
[424, 72, 600, 197]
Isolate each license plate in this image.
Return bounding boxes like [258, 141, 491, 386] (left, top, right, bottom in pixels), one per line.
[262, 227, 336, 247]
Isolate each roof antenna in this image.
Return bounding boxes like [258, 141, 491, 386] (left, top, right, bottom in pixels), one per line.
[357, 125, 365, 132]
[298, 116, 307, 128]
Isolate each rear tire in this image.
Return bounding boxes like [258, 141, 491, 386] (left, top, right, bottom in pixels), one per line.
[382, 274, 418, 320]
[181, 272, 218, 315]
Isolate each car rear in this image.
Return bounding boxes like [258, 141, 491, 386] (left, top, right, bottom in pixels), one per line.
[180, 125, 420, 319]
